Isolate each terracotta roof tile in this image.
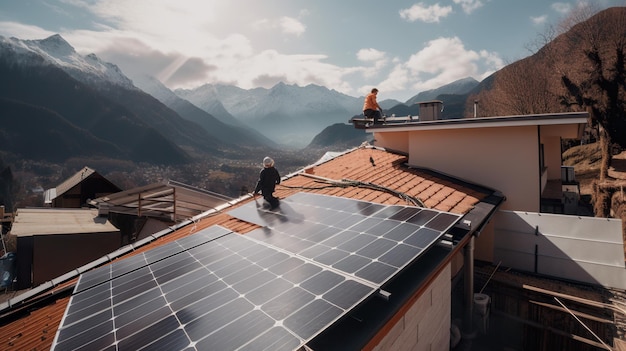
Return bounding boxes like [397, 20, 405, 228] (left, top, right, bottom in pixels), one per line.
[428, 186, 455, 206]
[451, 202, 475, 214]
[0, 146, 494, 351]
[1, 295, 68, 351]
[438, 192, 465, 212]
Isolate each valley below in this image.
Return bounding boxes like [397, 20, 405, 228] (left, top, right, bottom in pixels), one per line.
[5, 145, 332, 209]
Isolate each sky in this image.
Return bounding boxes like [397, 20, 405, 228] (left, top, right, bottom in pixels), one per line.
[1, 0, 625, 102]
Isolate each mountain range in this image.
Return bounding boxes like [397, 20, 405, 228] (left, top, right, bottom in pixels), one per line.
[0, 33, 478, 165]
[174, 82, 363, 147]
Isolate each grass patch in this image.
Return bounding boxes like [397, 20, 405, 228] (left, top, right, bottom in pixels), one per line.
[563, 143, 601, 172]
[563, 143, 601, 196]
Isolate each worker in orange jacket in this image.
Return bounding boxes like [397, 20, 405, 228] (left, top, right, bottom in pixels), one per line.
[363, 88, 383, 124]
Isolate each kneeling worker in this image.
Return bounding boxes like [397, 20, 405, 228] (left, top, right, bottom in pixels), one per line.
[254, 156, 281, 209]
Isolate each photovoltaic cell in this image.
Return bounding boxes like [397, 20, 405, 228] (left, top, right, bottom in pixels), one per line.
[52, 225, 376, 351]
[53, 192, 461, 351]
[229, 192, 461, 286]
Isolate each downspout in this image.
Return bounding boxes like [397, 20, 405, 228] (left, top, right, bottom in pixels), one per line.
[460, 191, 506, 339]
[463, 235, 476, 337]
[538, 125, 542, 209]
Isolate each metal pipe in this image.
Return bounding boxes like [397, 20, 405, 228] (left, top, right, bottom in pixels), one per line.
[463, 235, 475, 336]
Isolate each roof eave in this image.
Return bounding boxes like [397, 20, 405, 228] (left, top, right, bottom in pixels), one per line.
[365, 112, 589, 133]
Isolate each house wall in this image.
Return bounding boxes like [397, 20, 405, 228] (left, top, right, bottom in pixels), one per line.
[372, 264, 451, 351]
[542, 136, 562, 181]
[374, 131, 410, 154]
[540, 122, 581, 182]
[32, 232, 121, 286]
[450, 246, 465, 278]
[474, 220, 496, 263]
[402, 125, 540, 212]
[81, 175, 122, 204]
[53, 175, 121, 208]
[53, 185, 82, 208]
[15, 236, 34, 290]
[541, 123, 581, 139]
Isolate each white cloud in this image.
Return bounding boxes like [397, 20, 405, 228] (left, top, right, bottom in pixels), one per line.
[552, 2, 572, 14]
[0, 21, 54, 39]
[254, 16, 307, 36]
[356, 48, 388, 78]
[252, 18, 271, 30]
[48, 1, 320, 91]
[479, 50, 504, 68]
[531, 15, 548, 25]
[377, 37, 503, 99]
[357, 48, 386, 62]
[453, 0, 485, 14]
[377, 64, 411, 96]
[279, 17, 306, 36]
[477, 50, 503, 78]
[164, 47, 353, 95]
[70, 0, 224, 58]
[253, 16, 306, 38]
[399, 3, 453, 23]
[406, 37, 479, 77]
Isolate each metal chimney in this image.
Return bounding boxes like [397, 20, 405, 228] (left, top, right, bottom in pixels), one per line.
[418, 100, 444, 121]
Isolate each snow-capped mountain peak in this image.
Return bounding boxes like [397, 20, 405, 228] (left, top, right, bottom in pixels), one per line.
[2, 34, 136, 89]
[32, 34, 75, 58]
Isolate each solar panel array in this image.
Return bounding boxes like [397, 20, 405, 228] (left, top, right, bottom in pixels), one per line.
[229, 193, 461, 286]
[52, 193, 461, 351]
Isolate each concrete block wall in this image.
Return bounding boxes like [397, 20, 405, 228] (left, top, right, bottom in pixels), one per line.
[372, 263, 452, 351]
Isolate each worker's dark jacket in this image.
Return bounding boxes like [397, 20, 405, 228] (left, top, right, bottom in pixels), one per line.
[255, 166, 280, 195]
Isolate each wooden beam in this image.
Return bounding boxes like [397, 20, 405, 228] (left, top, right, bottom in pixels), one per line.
[524, 284, 626, 317]
[529, 300, 614, 324]
[492, 310, 613, 350]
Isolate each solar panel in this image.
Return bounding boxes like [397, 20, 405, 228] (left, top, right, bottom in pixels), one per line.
[52, 226, 376, 351]
[53, 193, 461, 351]
[228, 192, 461, 286]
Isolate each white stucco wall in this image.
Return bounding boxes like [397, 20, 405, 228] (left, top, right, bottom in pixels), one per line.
[542, 136, 563, 181]
[375, 131, 410, 154]
[403, 126, 540, 212]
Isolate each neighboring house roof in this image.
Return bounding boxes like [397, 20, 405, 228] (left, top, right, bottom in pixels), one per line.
[10, 208, 118, 237]
[0, 145, 504, 351]
[89, 179, 234, 222]
[44, 166, 122, 204]
[52, 166, 97, 200]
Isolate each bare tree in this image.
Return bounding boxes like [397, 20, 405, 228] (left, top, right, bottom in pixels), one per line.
[558, 5, 626, 181]
[468, 21, 565, 117]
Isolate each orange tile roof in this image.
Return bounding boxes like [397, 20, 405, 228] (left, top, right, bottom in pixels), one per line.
[0, 146, 494, 351]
